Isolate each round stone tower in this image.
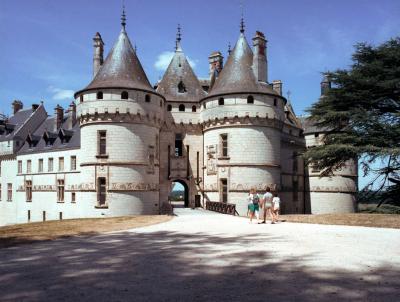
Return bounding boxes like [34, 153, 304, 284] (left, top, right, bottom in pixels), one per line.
[200, 21, 286, 215]
[74, 12, 165, 216]
[303, 75, 357, 214]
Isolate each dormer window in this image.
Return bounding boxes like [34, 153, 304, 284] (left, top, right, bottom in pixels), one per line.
[178, 81, 186, 93]
[97, 91, 103, 100]
[218, 97, 224, 106]
[247, 95, 254, 104]
[167, 104, 172, 111]
[192, 106, 196, 112]
[121, 91, 128, 100]
[145, 94, 151, 103]
[179, 104, 185, 112]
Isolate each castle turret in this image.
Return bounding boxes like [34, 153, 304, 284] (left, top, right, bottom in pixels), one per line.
[156, 25, 205, 208]
[74, 8, 165, 216]
[93, 32, 104, 78]
[252, 31, 268, 83]
[200, 18, 286, 215]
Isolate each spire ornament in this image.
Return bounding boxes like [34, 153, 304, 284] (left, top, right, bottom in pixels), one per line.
[228, 42, 232, 55]
[175, 24, 182, 51]
[121, 4, 126, 29]
[240, 0, 245, 33]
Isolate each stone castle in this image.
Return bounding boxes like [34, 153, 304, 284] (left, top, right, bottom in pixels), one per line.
[0, 12, 358, 225]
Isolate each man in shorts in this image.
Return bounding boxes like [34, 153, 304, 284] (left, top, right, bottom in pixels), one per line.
[261, 187, 274, 224]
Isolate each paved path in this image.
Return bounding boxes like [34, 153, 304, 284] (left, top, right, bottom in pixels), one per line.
[0, 209, 399, 302]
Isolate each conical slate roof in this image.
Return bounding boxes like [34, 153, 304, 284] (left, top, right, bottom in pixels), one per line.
[206, 33, 278, 98]
[81, 28, 153, 93]
[156, 41, 205, 102]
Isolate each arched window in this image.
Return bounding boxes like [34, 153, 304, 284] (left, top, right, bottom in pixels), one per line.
[192, 106, 197, 112]
[80, 95, 84, 103]
[121, 91, 128, 99]
[218, 97, 224, 106]
[145, 94, 151, 103]
[97, 91, 103, 100]
[167, 104, 172, 111]
[247, 95, 254, 104]
[273, 98, 277, 106]
[179, 104, 185, 112]
[178, 81, 186, 93]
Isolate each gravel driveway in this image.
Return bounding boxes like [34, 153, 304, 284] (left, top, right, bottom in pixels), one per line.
[0, 209, 399, 302]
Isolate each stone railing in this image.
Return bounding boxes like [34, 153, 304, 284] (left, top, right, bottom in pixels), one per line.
[206, 201, 237, 216]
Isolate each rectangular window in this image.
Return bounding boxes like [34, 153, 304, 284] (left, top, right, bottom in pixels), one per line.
[0, 184, 2, 201]
[59, 212, 63, 220]
[48, 158, 54, 172]
[311, 164, 320, 173]
[43, 211, 46, 222]
[58, 157, 64, 171]
[28, 210, 31, 222]
[70, 156, 77, 171]
[0, 161, 2, 176]
[175, 133, 183, 157]
[98, 131, 107, 155]
[26, 180, 32, 201]
[57, 179, 65, 202]
[97, 177, 107, 206]
[293, 180, 299, 202]
[220, 134, 228, 157]
[18, 160, 22, 174]
[38, 159, 43, 173]
[7, 183, 12, 201]
[220, 178, 228, 203]
[71, 192, 76, 203]
[293, 152, 298, 173]
[27, 160, 31, 174]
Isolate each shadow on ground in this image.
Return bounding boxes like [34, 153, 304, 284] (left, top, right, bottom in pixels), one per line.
[0, 229, 398, 302]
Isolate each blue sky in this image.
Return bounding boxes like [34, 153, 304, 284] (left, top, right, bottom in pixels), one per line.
[1, 0, 399, 188]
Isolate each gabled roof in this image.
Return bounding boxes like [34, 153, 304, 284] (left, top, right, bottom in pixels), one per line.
[206, 32, 278, 99]
[0, 108, 34, 142]
[76, 27, 153, 96]
[156, 38, 206, 103]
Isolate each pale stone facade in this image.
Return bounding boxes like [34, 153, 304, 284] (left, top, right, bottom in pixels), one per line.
[0, 16, 357, 225]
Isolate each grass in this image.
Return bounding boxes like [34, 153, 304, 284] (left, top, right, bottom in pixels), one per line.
[0, 215, 172, 248]
[281, 213, 400, 229]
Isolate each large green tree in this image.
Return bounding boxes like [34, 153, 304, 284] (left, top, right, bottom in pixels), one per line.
[305, 37, 400, 206]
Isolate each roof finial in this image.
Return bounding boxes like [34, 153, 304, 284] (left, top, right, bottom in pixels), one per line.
[175, 24, 182, 51]
[228, 42, 232, 55]
[121, 2, 126, 29]
[240, 0, 245, 33]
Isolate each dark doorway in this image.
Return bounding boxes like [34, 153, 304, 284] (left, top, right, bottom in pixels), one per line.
[169, 180, 189, 208]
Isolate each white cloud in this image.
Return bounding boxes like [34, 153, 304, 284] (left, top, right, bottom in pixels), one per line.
[47, 86, 74, 100]
[154, 51, 197, 71]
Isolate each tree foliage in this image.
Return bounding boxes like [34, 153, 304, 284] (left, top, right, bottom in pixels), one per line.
[305, 37, 400, 205]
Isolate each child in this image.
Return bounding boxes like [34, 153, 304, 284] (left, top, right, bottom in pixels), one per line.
[272, 193, 281, 224]
[247, 188, 260, 224]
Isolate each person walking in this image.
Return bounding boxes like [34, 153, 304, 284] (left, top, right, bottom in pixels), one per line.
[272, 193, 281, 224]
[247, 188, 260, 224]
[260, 186, 274, 224]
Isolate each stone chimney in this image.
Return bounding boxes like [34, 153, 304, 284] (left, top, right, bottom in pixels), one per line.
[12, 100, 23, 114]
[272, 80, 283, 95]
[67, 101, 77, 129]
[321, 74, 331, 96]
[93, 32, 104, 78]
[208, 51, 223, 79]
[252, 31, 268, 83]
[54, 104, 64, 131]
